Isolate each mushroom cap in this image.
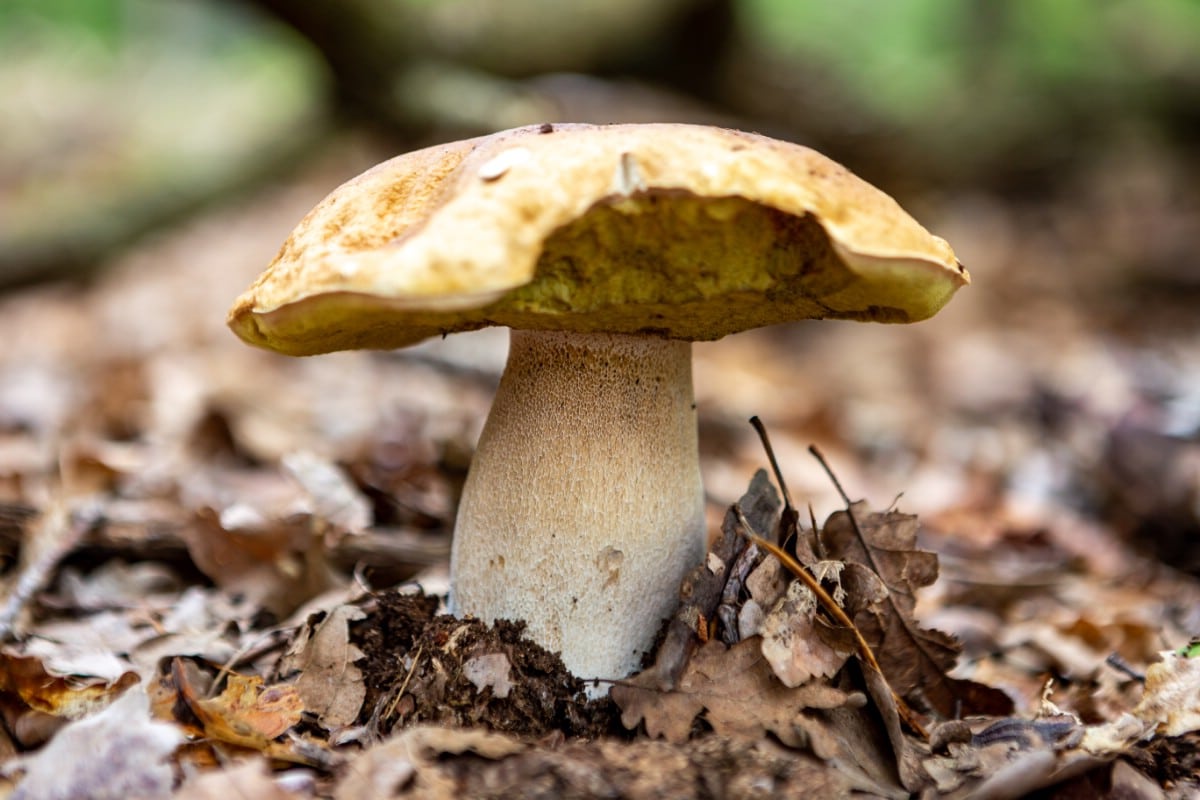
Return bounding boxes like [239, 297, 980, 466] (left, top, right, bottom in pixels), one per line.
[229, 123, 968, 356]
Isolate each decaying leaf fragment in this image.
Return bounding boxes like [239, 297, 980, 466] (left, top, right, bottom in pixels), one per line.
[463, 652, 514, 699]
[760, 580, 852, 688]
[613, 638, 859, 745]
[1135, 646, 1200, 737]
[277, 603, 367, 730]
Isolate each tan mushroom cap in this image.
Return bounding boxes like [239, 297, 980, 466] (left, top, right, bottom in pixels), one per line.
[228, 123, 968, 356]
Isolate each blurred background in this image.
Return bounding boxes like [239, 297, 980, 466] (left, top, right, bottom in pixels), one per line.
[1, 0, 1199, 577]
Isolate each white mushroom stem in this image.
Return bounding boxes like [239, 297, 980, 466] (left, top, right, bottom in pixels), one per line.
[450, 329, 706, 686]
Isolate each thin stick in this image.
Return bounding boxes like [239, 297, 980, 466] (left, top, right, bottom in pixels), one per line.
[386, 643, 424, 720]
[807, 503, 825, 560]
[750, 416, 795, 511]
[809, 444, 885, 591]
[808, 444, 850, 505]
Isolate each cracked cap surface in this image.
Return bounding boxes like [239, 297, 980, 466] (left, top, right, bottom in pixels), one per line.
[228, 123, 968, 356]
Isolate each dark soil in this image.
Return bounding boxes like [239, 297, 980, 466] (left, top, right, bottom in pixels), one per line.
[353, 589, 621, 740]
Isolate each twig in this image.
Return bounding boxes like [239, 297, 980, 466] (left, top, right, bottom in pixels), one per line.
[385, 643, 425, 721]
[750, 416, 803, 556]
[808, 444, 851, 505]
[750, 417, 794, 510]
[809, 444, 887, 585]
[1105, 652, 1145, 683]
[808, 503, 825, 560]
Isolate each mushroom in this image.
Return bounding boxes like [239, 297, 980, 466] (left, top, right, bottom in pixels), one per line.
[228, 123, 968, 686]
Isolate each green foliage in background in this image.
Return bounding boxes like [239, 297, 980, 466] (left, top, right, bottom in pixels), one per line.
[740, 0, 1200, 153]
[0, 0, 326, 283]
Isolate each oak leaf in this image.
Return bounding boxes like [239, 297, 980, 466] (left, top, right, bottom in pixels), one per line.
[820, 503, 1011, 717]
[613, 638, 859, 745]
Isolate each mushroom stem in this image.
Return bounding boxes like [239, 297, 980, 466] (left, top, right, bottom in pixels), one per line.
[450, 329, 706, 685]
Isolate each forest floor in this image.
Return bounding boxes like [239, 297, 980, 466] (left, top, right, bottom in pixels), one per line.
[0, 132, 1198, 798]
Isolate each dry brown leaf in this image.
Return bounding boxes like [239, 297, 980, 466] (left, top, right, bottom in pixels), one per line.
[278, 603, 367, 730]
[189, 673, 304, 747]
[613, 638, 859, 745]
[335, 725, 526, 800]
[821, 502, 1012, 717]
[170, 659, 312, 765]
[0, 650, 139, 720]
[760, 581, 851, 688]
[184, 507, 336, 617]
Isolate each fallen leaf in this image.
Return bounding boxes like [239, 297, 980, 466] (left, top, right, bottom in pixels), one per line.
[613, 638, 859, 745]
[170, 659, 314, 765]
[184, 507, 335, 617]
[0, 650, 139, 720]
[334, 725, 526, 800]
[278, 604, 366, 730]
[8, 686, 181, 800]
[760, 581, 851, 687]
[12, 630, 137, 684]
[192, 674, 304, 745]
[821, 502, 1012, 717]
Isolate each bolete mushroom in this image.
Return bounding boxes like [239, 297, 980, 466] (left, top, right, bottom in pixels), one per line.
[228, 123, 967, 686]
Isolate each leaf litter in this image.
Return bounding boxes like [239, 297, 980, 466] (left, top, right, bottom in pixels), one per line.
[4, 410, 1199, 797]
